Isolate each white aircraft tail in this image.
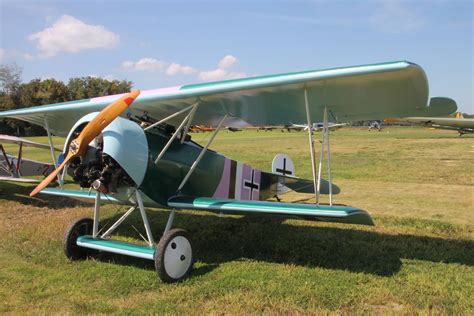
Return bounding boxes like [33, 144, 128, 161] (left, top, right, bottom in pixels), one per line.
[272, 154, 295, 194]
[272, 154, 295, 177]
[270, 153, 340, 195]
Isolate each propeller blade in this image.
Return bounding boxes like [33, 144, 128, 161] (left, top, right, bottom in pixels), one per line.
[74, 90, 141, 156]
[29, 90, 140, 197]
[29, 152, 74, 197]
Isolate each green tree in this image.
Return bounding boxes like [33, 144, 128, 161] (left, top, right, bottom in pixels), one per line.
[67, 76, 132, 100]
[0, 64, 22, 96]
[16, 78, 69, 135]
[0, 64, 23, 133]
[0, 69, 133, 136]
[19, 78, 69, 108]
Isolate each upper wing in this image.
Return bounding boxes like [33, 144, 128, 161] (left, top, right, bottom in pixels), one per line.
[0, 61, 457, 136]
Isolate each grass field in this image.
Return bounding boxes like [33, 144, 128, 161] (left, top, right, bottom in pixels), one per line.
[0, 127, 473, 314]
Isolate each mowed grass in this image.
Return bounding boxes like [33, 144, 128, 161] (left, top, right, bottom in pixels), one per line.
[0, 127, 473, 314]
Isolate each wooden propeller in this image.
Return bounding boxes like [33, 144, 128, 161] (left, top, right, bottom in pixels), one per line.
[30, 90, 141, 197]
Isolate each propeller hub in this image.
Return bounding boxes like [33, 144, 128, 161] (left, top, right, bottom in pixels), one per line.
[69, 139, 80, 155]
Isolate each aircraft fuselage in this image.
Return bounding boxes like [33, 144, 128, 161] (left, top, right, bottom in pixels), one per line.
[138, 130, 278, 206]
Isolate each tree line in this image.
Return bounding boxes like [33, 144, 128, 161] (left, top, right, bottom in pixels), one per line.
[0, 64, 133, 136]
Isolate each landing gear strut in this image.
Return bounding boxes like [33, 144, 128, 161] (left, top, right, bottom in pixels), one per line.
[63, 190, 194, 283]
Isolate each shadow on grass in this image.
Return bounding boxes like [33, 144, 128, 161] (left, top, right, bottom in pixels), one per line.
[2, 182, 472, 277]
[93, 210, 474, 278]
[0, 182, 90, 209]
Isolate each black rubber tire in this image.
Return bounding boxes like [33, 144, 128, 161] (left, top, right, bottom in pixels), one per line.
[63, 217, 98, 260]
[154, 228, 193, 283]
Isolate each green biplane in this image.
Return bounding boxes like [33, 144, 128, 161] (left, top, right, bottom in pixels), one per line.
[0, 61, 457, 282]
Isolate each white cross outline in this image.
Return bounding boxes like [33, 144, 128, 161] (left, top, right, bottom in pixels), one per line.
[242, 169, 260, 200]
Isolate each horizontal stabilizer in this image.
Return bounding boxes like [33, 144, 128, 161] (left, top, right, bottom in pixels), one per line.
[168, 196, 374, 226]
[282, 176, 340, 194]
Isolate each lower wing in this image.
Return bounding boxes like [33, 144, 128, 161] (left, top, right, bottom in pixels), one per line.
[38, 188, 373, 226]
[168, 196, 373, 226]
[0, 176, 39, 183]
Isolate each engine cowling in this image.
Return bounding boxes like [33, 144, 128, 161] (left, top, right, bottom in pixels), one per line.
[63, 112, 149, 191]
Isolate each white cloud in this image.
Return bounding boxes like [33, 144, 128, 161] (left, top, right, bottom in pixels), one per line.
[28, 15, 119, 57]
[199, 69, 246, 81]
[135, 58, 167, 71]
[23, 53, 34, 61]
[120, 54, 246, 81]
[102, 74, 115, 81]
[121, 58, 167, 72]
[0, 48, 35, 61]
[199, 55, 246, 81]
[370, 0, 425, 33]
[199, 68, 227, 81]
[166, 63, 197, 76]
[121, 61, 134, 69]
[218, 55, 238, 69]
[121, 58, 197, 76]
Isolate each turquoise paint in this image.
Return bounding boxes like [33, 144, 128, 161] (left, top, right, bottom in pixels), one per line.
[168, 196, 374, 226]
[180, 60, 412, 91]
[77, 236, 155, 257]
[40, 188, 122, 203]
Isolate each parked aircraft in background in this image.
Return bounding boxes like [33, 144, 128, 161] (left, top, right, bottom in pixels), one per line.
[190, 125, 216, 133]
[257, 126, 276, 132]
[227, 127, 242, 132]
[0, 135, 59, 183]
[368, 121, 382, 131]
[284, 122, 347, 132]
[385, 112, 473, 136]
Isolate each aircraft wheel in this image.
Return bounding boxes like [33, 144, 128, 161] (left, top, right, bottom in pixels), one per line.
[155, 228, 193, 283]
[63, 217, 98, 260]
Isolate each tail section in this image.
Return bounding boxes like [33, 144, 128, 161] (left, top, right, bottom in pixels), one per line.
[272, 154, 296, 177]
[271, 154, 295, 195]
[211, 155, 340, 202]
[268, 154, 340, 196]
[273, 173, 340, 195]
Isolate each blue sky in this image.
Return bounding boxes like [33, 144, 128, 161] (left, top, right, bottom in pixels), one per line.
[0, 0, 472, 113]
